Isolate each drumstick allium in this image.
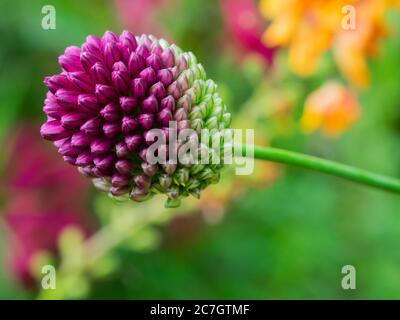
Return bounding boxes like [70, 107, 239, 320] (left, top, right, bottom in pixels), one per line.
[41, 31, 231, 207]
[41, 31, 400, 207]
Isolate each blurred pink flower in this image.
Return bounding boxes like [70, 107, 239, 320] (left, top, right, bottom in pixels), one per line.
[220, 0, 275, 64]
[2, 125, 94, 288]
[114, 0, 174, 37]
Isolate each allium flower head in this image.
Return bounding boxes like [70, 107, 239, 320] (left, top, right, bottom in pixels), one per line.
[40, 31, 231, 207]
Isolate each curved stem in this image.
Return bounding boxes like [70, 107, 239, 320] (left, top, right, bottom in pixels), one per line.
[239, 144, 400, 194]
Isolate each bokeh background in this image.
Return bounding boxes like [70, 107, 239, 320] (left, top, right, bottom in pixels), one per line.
[1, 0, 400, 299]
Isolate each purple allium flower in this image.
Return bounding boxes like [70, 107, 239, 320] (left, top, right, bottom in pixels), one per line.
[41, 31, 231, 207]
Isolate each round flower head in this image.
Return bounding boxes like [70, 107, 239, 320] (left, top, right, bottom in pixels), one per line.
[40, 31, 231, 208]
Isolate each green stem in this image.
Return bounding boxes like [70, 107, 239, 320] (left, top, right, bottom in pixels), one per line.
[239, 144, 400, 194]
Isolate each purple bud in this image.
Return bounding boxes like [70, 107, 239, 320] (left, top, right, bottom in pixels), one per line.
[45, 74, 75, 93]
[54, 138, 68, 148]
[177, 56, 188, 73]
[160, 95, 176, 112]
[56, 89, 79, 108]
[139, 34, 152, 47]
[40, 120, 71, 141]
[65, 46, 81, 57]
[178, 120, 191, 132]
[128, 52, 146, 77]
[125, 134, 143, 151]
[158, 108, 173, 127]
[141, 162, 158, 177]
[161, 48, 175, 68]
[174, 108, 188, 121]
[92, 167, 105, 178]
[71, 131, 93, 147]
[117, 42, 130, 64]
[140, 67, 157, 85]
[45, 91, 57, 103]
[100, 102, 121, 121]
[112, 61, 127, 72]
[157, 69, 174, 87]
[91, 138, 113, 155]
[95, 84, 117, 104]
[119, 31, 137, 52]
[120, 96, 138, 114]
[167, 81, 182, 100]
[112, 70, 130, 94]
[59, 46, 82, 72]
[136, 43, 150, 58]
[170, 66, 179, 79]
[76, 151, 94, 166]
[130, 78, 147, 99]
[162, 160, 177, 175]
[104, 41, 122, 70]
[115, 159, 134, 175]
[112, 62, 129, 89]
[103, 122, 121, 138]
[80, 51, 99, 71]
[82, 35, 102, 56]
[63, 156, 77, 165]
[139, 148, 149, 161]
[61, 112, 88, 129]
[141, 95, 158, 114]
[78, 94, 101, 113]
[149, 82, 167, 100]
[146, 53, 162, 71]
[116, 141, 130, 158]
[58, 140, 83, 157]
[78, 165, 96, 177]
[137, 113, 154, 130]
[110, 186, 131, 196]
[130, 188, 149, 201]
[80, 117, 103, 134]
[94, 154, 115, 172]
[102, 31, 119, 44]
[68, 72, 94, 93]
[134, 174, 151, 190]
[151, 42, 163, 56]
[111, 173, 131, 188]
[121, 116, 139, 134]
[43, 103, 66, 119]
[90, 63, 110, 84]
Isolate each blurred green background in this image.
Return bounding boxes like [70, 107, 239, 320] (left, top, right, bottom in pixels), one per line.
[1, 0, 400, 299]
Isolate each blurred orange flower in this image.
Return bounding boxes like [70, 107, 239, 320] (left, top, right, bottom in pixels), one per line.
[260, 0, 398, 88]
[301, 81, 361, 136]
[333, 0, 391, 88]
